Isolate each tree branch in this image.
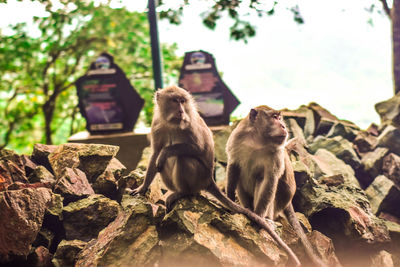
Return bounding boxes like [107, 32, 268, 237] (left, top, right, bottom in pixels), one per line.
[380, 0, 391, 17]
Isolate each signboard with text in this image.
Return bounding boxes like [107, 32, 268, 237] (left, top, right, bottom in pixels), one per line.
[76, 53, 144, 134]
[179, 50, 239, 125]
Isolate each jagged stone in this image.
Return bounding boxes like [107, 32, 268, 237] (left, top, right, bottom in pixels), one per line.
[53, 167, 94, 202]
[375, 93, 400, 127]
[0, 154, 28, 191]
[52, 239, 87, 267]
[326, 122, 358, 142]
[358, 147, 389, 188]
[31, 144, 58, 172]
[161, 195, 285, 266]
[287, 118, 307, 147]
[28, 246, 53, 267]
[213, 124, 234, 164]
[353, 131, 378, 154]
[63, 194, 120, 242]
[377, 125, 400, 156]
[310, 149, 360, 187]
[20, 154, 38, 176]
[304, 108, 321, 139]
[365, 175, 400, 219]
[0, 188, 52, 262]
[295, 178, 390, 255]
[29, 165, 56, 185]
[309, 136, 361, 170]
[75, 196, 160, 267]
[382, 153, 400, 188]
[48, 143, 119, 183]
[370, 250, 394, 267]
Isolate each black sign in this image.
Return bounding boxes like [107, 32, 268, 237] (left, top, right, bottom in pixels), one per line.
[76, 53, 144, 134]
[178, 50, 240, 125]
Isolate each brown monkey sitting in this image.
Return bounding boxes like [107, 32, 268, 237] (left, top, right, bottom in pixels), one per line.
[226, 105, 327, 267]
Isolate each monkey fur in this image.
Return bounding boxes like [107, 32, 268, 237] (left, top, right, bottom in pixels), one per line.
[130, 86, 301, 266]
[226, 105, 327, 267]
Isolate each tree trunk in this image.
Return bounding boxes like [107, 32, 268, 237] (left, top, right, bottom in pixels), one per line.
[42, 99, 55, 145]
[392, 0, 400, 94]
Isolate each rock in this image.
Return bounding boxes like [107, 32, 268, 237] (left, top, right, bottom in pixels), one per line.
[375, 93, 400, 127]
[287, 118, 307, 147]
[310, 149, 360, 187]
[53, 167, 94, 202]
[31, 144, 58, 172]
[20, 154, 38, 176]
[358, 147, 389, 188]
[0, 188, 52, 262]
[382, 153, 400, 188]
[326, 122, 358, 142]
[48, 143, 119, 183]
[353, 131, 378, 154]
[307, 231, 342, 267]
[213, 125, 233, 164]
[27, 246, 53, 267]
[304, 108, 321, 139]
[309, 136, 361, 170]
[160, 195, 285, 266]
[370, 250, 394, 267]
[75, 196, 160, 267]
[29, 165, 56, 185]
[295, 178, 390, 255]
[377, 125, 400, 155]
[92, 158, 126, 200]
[365, 175, 400, 219]
[0, 153, 29, 191]
[62, 194, 120, 242]
[52, 239, 87, 267]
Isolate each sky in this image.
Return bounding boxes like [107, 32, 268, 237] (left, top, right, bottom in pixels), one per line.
[0, 0, 394, 129]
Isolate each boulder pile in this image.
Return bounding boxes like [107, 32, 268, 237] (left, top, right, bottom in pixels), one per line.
[0, 96, 400, 267]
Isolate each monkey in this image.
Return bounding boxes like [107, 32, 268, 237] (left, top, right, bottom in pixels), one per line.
[130, 86, 301, 267]
[225, 105, 327, 267]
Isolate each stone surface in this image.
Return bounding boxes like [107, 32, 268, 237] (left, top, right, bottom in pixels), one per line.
[326, 122, 358, 142]
[52, 239, 87, 267]
[382, 153, 400, 188]
[310, 149, 360, 187]
[358, 147, 389, 188]
[377, 125, 400, 156]
[0, 188, 52, 262]
[375, 93, 400, 127]
[75, 196, 160, 267]
[63, 194, 119, 242]
[365, 175, 400, 218]
[309, 136, 361, 170]
[53, 167, 94, 201]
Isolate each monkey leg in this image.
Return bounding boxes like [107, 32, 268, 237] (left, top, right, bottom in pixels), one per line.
[237, 185, 254, 211]
[156, 143, 208, 172]
[226, 163, 241, 201]
[253, 175, 279, 219]
[165, 191, 188, 212]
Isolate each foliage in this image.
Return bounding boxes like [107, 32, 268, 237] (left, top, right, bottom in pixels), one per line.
[158, 0, 304, 43]
[0, 0, 182, 153]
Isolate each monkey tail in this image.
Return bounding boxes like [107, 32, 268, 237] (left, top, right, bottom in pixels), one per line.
[206, 183, 301, 267]
[284, 204, 328, 267]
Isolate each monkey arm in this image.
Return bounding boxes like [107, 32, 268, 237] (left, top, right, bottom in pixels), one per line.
[130, 152, 159, 196]
[156, 143, 209, 171]
[226, 163, 241, 201]
[253, 172, 280, 218]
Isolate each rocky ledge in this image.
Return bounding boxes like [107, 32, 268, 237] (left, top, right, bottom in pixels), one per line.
[1, 96, 400, 267]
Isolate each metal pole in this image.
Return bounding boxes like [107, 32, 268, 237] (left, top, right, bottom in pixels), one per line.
[148, 0, 163, 90]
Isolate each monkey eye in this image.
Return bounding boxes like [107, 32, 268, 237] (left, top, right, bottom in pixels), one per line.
[272, 113, 280, 120]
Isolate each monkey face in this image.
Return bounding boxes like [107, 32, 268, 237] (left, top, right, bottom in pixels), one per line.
[156, 87, 193, 127]
[250, 106, 288, 144]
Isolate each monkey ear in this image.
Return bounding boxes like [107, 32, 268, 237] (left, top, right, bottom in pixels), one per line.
[250, 109, 258, 122]
[155, 91, 160, 101]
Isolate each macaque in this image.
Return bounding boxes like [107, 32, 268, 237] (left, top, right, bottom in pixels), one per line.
[226, 105, 327, 267]
[130, 86, 301, 266]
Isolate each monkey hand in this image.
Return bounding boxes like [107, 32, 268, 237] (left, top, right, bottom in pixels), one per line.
[129, 185, 148, 196]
